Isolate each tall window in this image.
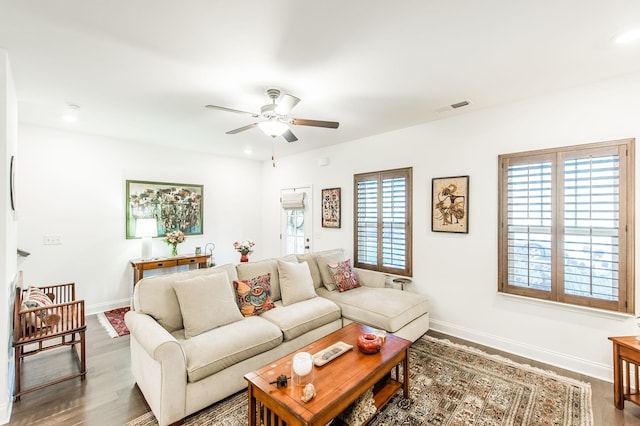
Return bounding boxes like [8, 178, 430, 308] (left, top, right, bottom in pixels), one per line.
[354, 167, 412, 276]
[498, 139, 635, 313]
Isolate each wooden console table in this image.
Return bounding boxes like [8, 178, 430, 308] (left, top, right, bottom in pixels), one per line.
[130, 254, 210, 285]
[609, 336, 640, 409]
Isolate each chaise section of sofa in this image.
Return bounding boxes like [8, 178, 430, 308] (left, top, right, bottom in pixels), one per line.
[298, 249, 430, 342]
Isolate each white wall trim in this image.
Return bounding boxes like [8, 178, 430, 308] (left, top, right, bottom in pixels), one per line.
[430, 318, 613, 383]
[86, 298, 131, 316]
[498, 292, 633, 321]
[0, 399, 11, 426]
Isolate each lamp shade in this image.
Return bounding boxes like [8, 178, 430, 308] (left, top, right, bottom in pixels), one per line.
[258, 120, 288, 137]
[135, 218, 158, 238]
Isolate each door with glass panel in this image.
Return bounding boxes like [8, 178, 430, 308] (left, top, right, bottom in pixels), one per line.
[280, 187, 312, 255]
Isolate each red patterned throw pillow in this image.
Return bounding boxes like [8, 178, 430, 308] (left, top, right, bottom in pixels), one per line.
[234, 273, 275, 317]
[328, 259, 361, 292]
[22, 286, 53, 309]
[21, 286, 56, 328]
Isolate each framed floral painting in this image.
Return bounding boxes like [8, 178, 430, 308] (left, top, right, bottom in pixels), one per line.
[322, 187, 341, 228]
[126, 180, 204, 239]
[432, 176, 469, 233]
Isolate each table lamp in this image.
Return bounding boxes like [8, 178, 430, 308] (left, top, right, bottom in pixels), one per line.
[135, 218, 158, 259]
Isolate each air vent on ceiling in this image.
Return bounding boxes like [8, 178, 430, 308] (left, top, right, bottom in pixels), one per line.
[450, 100, 471, 109]
[434, 100, 473, 114]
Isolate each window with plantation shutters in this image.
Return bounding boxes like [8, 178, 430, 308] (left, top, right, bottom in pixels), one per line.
[498, 139, 635, 314]
[354, 167, 412, 276]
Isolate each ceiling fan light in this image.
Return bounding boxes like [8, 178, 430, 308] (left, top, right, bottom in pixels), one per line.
[258, 120, 288, 137]
[615, 28, 640, 44]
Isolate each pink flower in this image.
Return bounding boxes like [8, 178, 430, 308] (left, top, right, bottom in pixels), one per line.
[233, 240, 255, 255]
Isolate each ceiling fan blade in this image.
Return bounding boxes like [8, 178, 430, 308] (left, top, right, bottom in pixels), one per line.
[226, 123, 258, 134]
[290, 118, 339, 129]
[206, 104, 259, 118]
[274, 94, 301, 115]
[282, 129, 298, 143]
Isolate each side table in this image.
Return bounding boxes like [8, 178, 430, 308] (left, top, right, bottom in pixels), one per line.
[609, 336, 640, 409]
[130, 254, 210, 286]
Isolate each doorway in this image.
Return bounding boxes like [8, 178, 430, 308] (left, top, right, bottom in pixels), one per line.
[280, 186, 312, 255]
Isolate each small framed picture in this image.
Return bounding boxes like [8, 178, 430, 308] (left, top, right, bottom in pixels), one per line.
[432, 176, 469, 233]
[321, 188, 341, 228]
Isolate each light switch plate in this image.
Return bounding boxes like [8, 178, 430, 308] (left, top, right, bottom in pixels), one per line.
[43, 234, 63, 245]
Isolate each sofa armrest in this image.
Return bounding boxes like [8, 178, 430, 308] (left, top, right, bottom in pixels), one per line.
[125, 310, 185, 364]
[125, 310, 188, 425]
[353, 268, 386, 288]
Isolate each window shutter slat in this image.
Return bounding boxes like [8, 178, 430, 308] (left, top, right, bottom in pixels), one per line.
[506, 161, 553, 291]
[563, 154, 620, 301]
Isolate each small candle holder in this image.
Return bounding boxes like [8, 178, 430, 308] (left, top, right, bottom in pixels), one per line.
[291, 352, 314, 386]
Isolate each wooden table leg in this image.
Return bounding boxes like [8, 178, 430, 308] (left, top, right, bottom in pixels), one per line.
[612, 342, 624, 409]
[403, 347, 410, 398]
[248, 383, 257, 426]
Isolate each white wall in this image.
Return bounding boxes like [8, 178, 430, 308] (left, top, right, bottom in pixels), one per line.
[10, 69, 640, 386]
[16, 125, 265, 313]
[261, 71, 640, 381]
[0, 50, 18, 425]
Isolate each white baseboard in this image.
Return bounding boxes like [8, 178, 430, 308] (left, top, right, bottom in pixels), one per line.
[86, 298, 131, 316]
[429, 318, 613, 383]
[0, 398, 11, 425]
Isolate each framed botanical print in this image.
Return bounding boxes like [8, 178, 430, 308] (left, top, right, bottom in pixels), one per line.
[321, 187, 341, 228]
[432, 175, 469, 233]
[126, 180, 203, 239]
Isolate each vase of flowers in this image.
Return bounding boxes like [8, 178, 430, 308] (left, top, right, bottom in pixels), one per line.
[233, 240, 255, 262]
[165, 230, 186, 257]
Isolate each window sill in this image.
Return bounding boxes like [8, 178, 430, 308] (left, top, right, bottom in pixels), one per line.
[498, 292, 633, 321]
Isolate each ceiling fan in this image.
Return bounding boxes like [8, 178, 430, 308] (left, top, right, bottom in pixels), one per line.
[205, 88, 339, 143]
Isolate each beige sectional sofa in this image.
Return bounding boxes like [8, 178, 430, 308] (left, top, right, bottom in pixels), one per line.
[125, 249, 429, 425]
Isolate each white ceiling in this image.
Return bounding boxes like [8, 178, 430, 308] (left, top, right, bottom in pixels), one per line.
[2, 1, 640, 160]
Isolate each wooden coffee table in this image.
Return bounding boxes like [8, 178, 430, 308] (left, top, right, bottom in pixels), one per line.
[244, 322, 410, 426]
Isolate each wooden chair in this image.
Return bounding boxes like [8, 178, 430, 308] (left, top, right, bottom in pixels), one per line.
[13, 282, 86, 400]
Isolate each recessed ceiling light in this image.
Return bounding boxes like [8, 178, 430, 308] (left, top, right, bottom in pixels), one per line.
[62, 114, 78, 123]
[243, 148, 253, 155]
[614, 28, 640, 44]
[62, 103, 80, 123]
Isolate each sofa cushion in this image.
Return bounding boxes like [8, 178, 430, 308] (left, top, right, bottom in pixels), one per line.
[134, 263, 238, 332]
[329, 259, 361, 292]
[236, 255, 297, 302]
[233, 273, 275, 317]
[317, 286, 429, 333]
[171, 316, 283, 382]
[278, 260, 316, 306]
[296, 249, 343, 289]
[173, 272, 243, 339]
[316, 250, 346, 291]
[260, 297, 341, 341]
[353, 268, 387, 288]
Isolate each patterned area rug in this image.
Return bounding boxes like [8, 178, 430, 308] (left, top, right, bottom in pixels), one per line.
[97, 306, 130, 337]
[125, 335, 593, 425]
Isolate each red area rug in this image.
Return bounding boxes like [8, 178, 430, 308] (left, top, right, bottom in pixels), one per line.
[97, 306, 130, 338]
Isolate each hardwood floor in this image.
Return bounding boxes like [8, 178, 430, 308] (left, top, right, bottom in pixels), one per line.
[8, 315, 149, 425]
[6, 316, 640, 425]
